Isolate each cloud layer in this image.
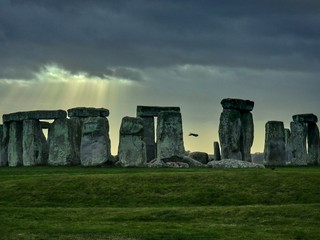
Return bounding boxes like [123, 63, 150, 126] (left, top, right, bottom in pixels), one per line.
[1, 0, 320, 79]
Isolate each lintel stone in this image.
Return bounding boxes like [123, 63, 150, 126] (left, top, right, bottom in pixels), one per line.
[3, 110, 66, 123]
[137, 106, 180, 117]
[292, 114, 318, 123]
[68, 107, 109, 118]
[221, 98, 254, 112]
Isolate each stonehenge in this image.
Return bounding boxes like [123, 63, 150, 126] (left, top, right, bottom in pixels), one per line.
[0, 102, 319, 169]
[219, 98, 254, 162]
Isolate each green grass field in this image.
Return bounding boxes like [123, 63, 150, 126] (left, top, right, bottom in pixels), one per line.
[0, 167, 319, 239]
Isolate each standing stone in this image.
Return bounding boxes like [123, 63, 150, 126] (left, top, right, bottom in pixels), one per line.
[307, 123, 319, 166]
[240, 112, 254, 162]
[22, 120, 48, 166]
[290, 121, 307, 166]
[80, 117, 111, 166]
[219, 109, 242, 160]
[0, 123, 9, 166]
[118, 117, 147, 167]
[141, 117, 155, 161]
[213, 141, 221, 160]
[264, 121, 286, 166]
[8, 122, 23, 167]
[284, 128, 293, 165]
[157, 111, 185, 160]
[48, 118, 80, 166]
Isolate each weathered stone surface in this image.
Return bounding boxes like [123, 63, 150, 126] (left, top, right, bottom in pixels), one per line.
[68, 107, 109, 118]
[290, 121, 308, 166]
[213, 141, 221, 160]
[189, 152, 209, 164]
[22, 120, 49, 166]
[182, 156, 204, 167]
[240, 112, 254, 162]
[146, 159, 189, 168]
[219, 109, 242, 160]
[221, 98, 254, 112]
[3, 110, 66, 123]
[207, 159, 265, 168]
[120, 116, 144, 135]
[118, 117, 147, 167]
[157, 111, 185, 160]
[264, 121, 286, 166]
[137, 106, 180, 117]
[0, 123, 9, 167]
[284, 128, 293, 165]
[80, 117, 111, 166]
[307, 122, 319, 166]
[293, 114, 318, 123]
[48, 118, 80, 166]
[141, 117, 156, 161]
[8, 122, 23, 167]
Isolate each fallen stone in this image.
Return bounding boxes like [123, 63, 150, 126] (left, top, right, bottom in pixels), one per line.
[165, 161, 189, 168]
[68, 107, 109, 118]
[182, 156, 204, 167]
[207, 159, 265, 168]
[292, 114, 318, 123]
[118, 117, 147, 167]
[264, 121, 286, 166]
[219, 109, 242, 160]
[290, 121, 308, 166]
[3, 110, 66, 123]
[8, 122, 23, 167]
[137, 106, 180, 117]
[221, 98, 254, 112]
[157, 111, 185, 160]
[48, 118, 80, 166]
[188, 152, 209, 164]
[80, 117, 111, 166]
[22, 120, 49, 166]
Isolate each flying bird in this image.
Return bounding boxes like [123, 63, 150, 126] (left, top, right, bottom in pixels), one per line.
[189, 133, 199, 137]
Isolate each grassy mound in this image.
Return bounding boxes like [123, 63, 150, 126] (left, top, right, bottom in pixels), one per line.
[0, 167, 319, 239]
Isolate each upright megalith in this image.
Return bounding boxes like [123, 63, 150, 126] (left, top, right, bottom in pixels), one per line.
[213, 141, 221, 160]
[118, 117, 147, 167]
[0, 124, 8, 167]
[289, 114, 319, 166]
[264, 121, 286, 166]
[219, 109, 242, 160]
[307, 123, 319, 165]
[240, 112, 254, 162]
[157, 111, 185, 160]
[48, 118, 80, 166]
[284, 128, 293, 165]
[22, 120, 48, 166]
[290, 121, 307, 166]
[8, 121, 23, 167]
[219, 98, 254, 162]
[80, 117, 111, 166]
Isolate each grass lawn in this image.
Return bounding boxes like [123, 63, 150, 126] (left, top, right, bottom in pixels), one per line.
[0, 167, 319, 239]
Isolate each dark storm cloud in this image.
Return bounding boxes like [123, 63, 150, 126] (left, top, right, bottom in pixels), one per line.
[1, 0, 320, 79]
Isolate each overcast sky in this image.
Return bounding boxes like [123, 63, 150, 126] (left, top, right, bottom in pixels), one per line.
[1, 0, 320, 154]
